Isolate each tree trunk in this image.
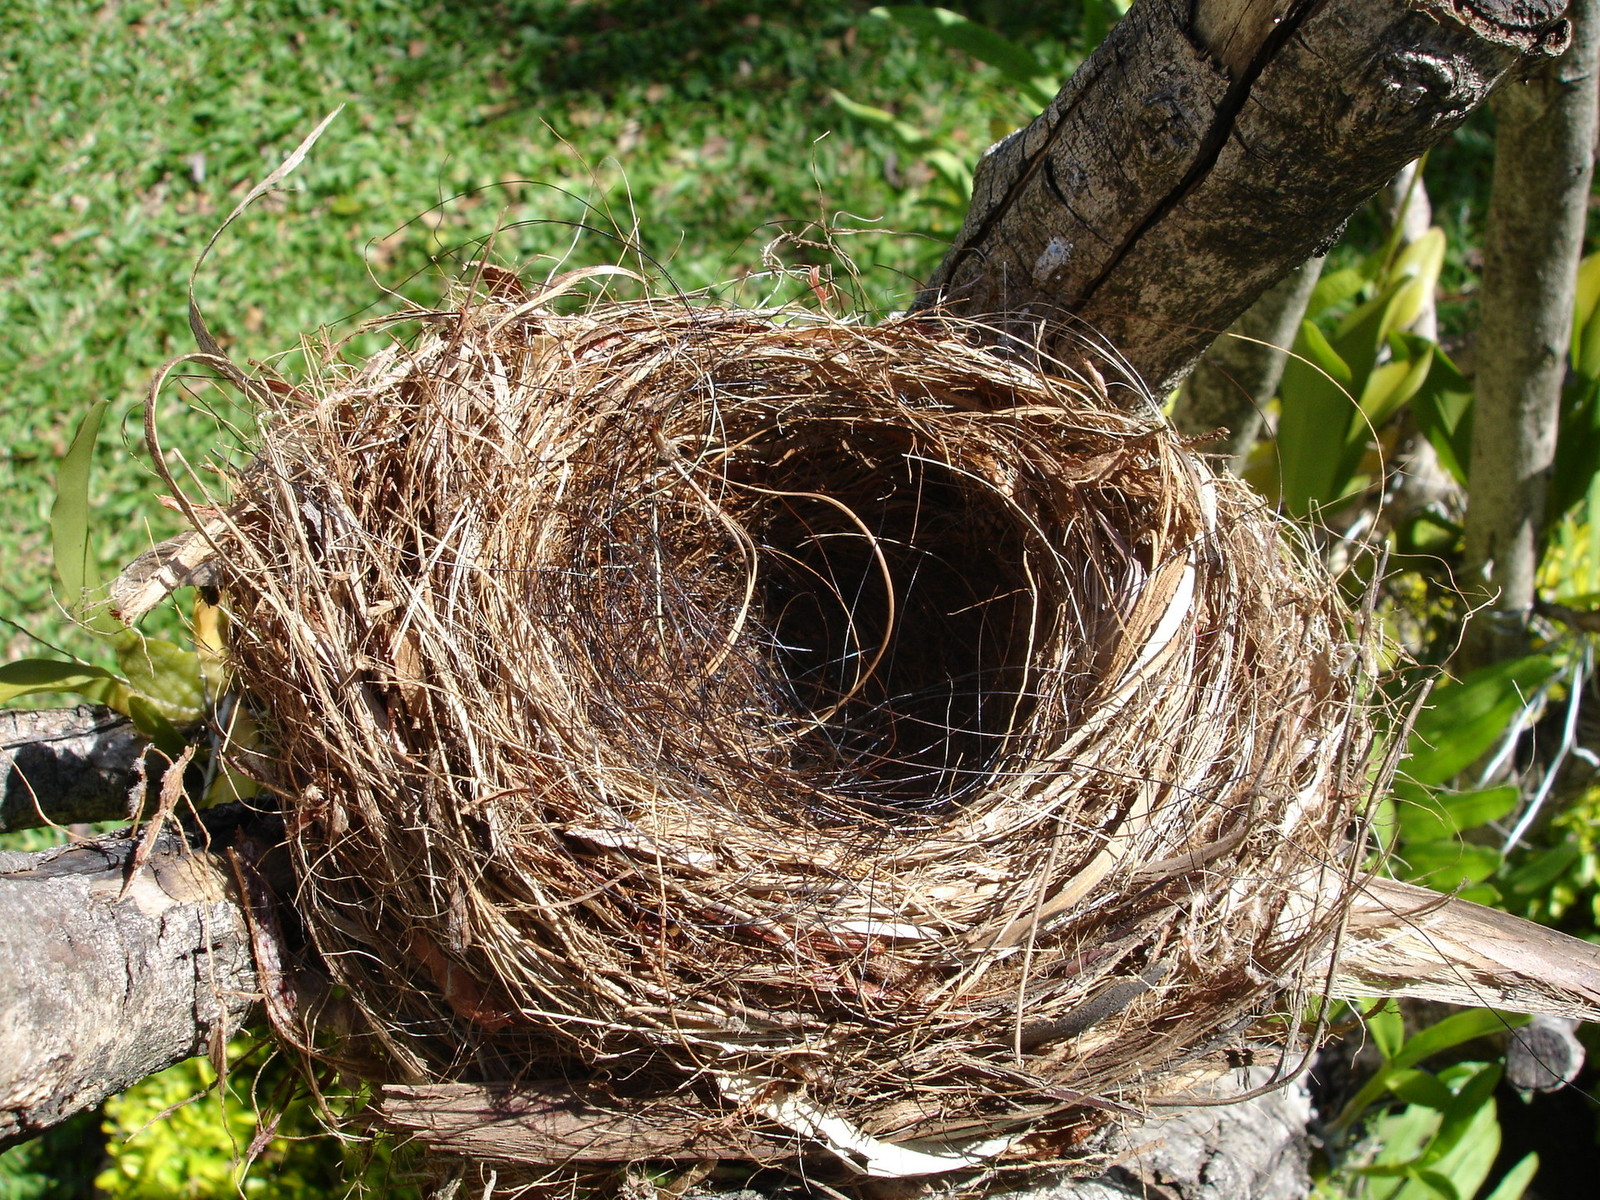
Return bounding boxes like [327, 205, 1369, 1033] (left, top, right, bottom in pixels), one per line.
[1462, 0, 1599, 669]
[914, 0, 1568, 395]
[0, 831, 257, 1149]
[1171, 256, 1323, 470]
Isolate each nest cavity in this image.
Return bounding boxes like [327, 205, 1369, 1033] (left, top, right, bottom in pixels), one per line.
[208, 291, 1373, 1159]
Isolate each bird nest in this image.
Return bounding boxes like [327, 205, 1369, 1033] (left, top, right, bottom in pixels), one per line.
[168, 281, 1377, 1177]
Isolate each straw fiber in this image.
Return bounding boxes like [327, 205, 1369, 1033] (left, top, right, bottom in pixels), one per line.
[191, 284, 1375, 1172]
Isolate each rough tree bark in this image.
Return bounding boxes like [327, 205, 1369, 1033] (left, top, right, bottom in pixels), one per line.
[0, 705, 149, 833]
[914, 0, 1569, 395]
[0, 830, 256, 1149]
[1462, 0, 1600, 669]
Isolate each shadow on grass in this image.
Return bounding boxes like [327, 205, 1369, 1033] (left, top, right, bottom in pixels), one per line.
[386, 0, 1081, 103]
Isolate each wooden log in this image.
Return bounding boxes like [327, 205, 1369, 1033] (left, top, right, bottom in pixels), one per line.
[1334, 873, 1600, 1019]
[376, 1082, 788, 1164]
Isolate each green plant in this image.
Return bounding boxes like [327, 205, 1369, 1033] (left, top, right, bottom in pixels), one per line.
[92, 1045, 411, 1200]
[1385, 246, 1600, 552]
[1545, 249, 1600, 547]
[0, 399, 216, 763]
[0, 1109, 105, 1200]
[1316, 1004, 1537, 1200]
[1269, 227, 1449, 519]
[1375, 653, 1560, 906]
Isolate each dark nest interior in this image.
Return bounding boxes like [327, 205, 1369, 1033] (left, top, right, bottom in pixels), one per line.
[172, 283, 1379, 1179]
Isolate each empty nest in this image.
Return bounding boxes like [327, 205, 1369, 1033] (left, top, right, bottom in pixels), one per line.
[175, 281, 1377, 1175]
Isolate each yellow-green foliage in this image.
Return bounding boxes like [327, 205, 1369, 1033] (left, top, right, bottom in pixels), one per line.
[95, 1048, 411, 1200]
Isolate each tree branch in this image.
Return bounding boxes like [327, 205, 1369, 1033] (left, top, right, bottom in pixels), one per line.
[0, 830, 257, 1148]
[915, 0, 1568, 394]
[0, 705, 148, 833]
[1462, 0, 1599, 668]
[383, 1070, 1313, 1200]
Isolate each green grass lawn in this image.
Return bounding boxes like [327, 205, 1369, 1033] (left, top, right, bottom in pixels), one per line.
[0, 6, 1086, 1191]
[0, 0, 1069, 666]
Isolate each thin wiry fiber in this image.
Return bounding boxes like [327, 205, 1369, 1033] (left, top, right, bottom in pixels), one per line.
[188, 281, 1375, 1168]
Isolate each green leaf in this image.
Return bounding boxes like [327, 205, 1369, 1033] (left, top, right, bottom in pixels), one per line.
[925, 149, 973, 195]
[1360, 340, 1434, 429]
[1335, 1011, 1527, 1130]
[1572, 250, 1600, 376]
[1368, 1001, 1406, 1061]
[115, 635, 205, 725]
[1550, 590, 1600, 611]
[1394, 784, 1519, 843]
[1338, 340, 1435, 486]
[1402, 656, 1557, 786]
[1416, 1063, 1500, 1169]
[1455, 883, 1502, 906]
[1408, 342, 1473, 485]
[1503, 842, 1582, 896]
[124, 695, 187, 758]
[1385, 1069, 1456, 1111]
[1399, 509, 1464, 556]
[1590, 473, 1600, 599]
[1307, 266, 1369, 318]
[1381, 229, 1447, 340]
[1333, 279, 1401, 388]
[1394, 1010, 1526, 1071]
[1402, 841, 1502, 890]
[1351, 1161, 1423, 1180]
[1277, 320, 1356, 516]
[1362, 1104, 1444, 1171]
[828, 90, 935, 151]
[1576, 291, 1600, 380]
[1482, 1152, 1539, 1200]
[871, 7, 1048, 88]
[1416, 1091, 1501, 1200]
[0, 657, 129, 709]
[1408, 1169, 1463, 1200]
[1080, 1, 1109, 49]
[1371, 794, 1400, 853]
[51, 399, 109, 609]
[1548, 374, 1600, 528]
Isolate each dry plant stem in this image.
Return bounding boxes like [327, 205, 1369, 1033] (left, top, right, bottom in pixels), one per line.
[915, 0, 1567, 394]
[1170, 258, 1324, 471]
[1462, 0, 1600, 670]
[0, 831, 256, 1147]
[377, 1083, 789, 1163]
[1334, 874, 1600, 1016]
[0, 705, 148, 832]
